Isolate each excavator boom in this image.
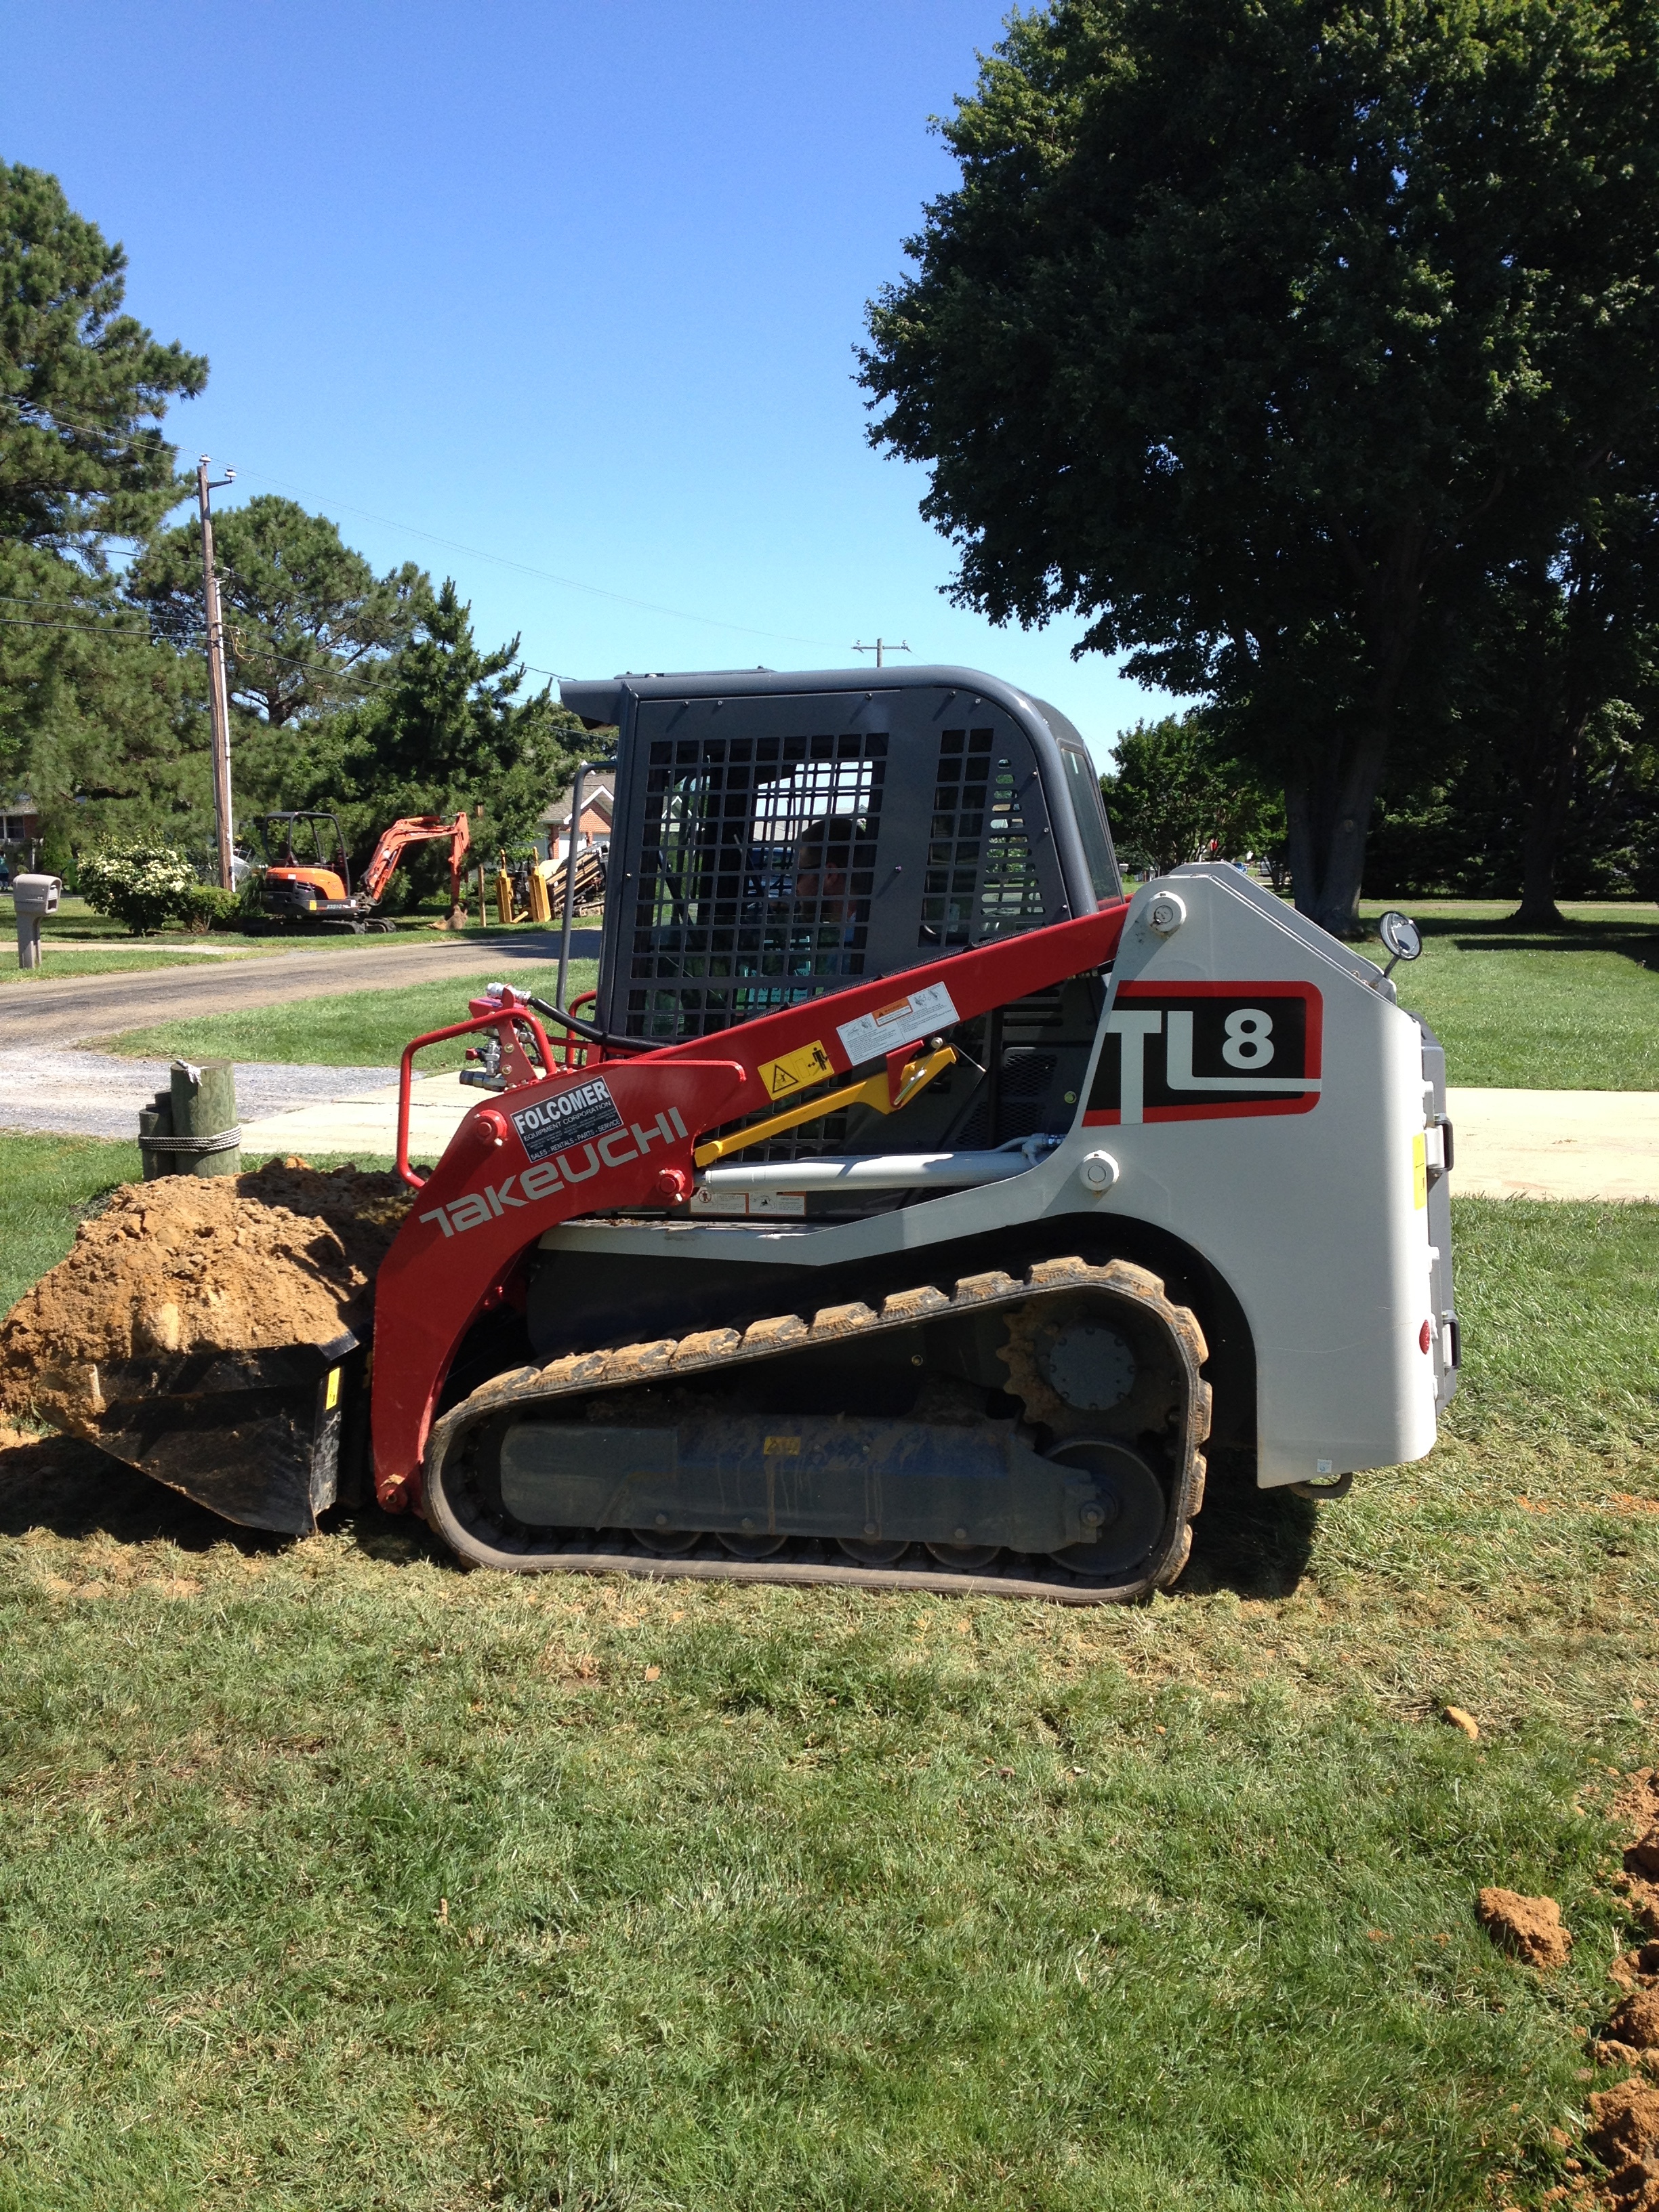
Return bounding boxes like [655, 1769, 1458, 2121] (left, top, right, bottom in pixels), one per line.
[359, 812, 471, 909]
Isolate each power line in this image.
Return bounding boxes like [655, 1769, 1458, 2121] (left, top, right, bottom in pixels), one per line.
[3, 401, 844, 653]
[0, 615, 154, 637]
[228, 462, 843, 650]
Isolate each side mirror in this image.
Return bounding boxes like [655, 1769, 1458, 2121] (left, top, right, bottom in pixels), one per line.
[1377, 909, 1422, 977]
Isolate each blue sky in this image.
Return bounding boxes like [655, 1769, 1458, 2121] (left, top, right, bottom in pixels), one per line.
[3, 2, 1176, 762]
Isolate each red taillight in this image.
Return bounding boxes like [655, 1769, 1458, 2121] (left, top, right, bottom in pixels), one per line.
[1418, 1319, 1433, 1354]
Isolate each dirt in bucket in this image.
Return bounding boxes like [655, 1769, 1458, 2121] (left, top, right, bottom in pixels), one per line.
[0, 1162, 413, 1437]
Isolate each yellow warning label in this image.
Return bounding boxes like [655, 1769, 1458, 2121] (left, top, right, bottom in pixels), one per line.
[1412, 1134, 1427, 1210]
[763, 1435, 801, 1456]
[325, 1367, 342, 1410]
[757, 1038, 834, 1099]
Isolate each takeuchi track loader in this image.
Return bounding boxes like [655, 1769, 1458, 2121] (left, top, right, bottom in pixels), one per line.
[28, 667, 1458, 1602]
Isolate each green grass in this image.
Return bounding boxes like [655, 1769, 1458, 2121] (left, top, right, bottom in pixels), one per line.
[0, 1136, 144, 1315]
[1355, 899, 1659, 1090]
[91, 890, 1659, 1090]
[1, 946, 269, 983]
[3, 893, 579, 983]
[0, 1144, 1655, 2208]
[100, 961, 601, 1072]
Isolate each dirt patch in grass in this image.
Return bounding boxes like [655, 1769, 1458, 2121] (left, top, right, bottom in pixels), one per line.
[1477, 1885, 1574, 1967]
[0, 1162, 411, 1439]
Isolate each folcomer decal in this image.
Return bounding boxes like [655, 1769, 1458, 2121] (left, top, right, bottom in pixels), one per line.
[509, 1076, 624, 1162]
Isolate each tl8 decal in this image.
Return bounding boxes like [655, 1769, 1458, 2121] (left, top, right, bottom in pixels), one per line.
[1084, 983, 1323, 1125]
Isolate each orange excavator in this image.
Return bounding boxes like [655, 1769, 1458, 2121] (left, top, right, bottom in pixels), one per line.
[255, 810, 471, 932]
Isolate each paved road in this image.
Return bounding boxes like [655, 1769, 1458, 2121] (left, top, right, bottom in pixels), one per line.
[0, 933, 580, 1047]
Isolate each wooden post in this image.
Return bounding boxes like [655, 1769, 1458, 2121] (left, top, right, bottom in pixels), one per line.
[169, 1059, 241, 1177]
[138, 1088, 174, 1180]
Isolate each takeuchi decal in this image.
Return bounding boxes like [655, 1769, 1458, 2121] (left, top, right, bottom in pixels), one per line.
[1084, 981, 1323, 1126]
[417, 1097, 691, 1239]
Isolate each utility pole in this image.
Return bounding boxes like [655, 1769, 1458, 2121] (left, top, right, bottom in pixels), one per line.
[197, 456, 237, 890]
[852, 638, 911, 671]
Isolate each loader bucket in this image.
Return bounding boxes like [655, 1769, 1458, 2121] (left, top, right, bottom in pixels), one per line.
[0, 1164, 407, 1544]
[76, 1332, 361, 1536]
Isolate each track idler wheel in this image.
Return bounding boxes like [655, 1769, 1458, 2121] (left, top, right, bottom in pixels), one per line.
[1041, 1439, 1167, 1576]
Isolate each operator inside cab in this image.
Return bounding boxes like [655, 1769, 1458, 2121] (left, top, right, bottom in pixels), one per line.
[792, 815, 860, 975]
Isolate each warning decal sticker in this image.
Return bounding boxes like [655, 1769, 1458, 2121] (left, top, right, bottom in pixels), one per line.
[757, 1038, 834, 1100]
[1084, 982, 1322, 1126]
[835, 981, 960, 1068]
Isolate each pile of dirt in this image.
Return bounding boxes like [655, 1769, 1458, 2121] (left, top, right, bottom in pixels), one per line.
[1538, 1767, 1659, 2211]
[1586, 2078, 1659, 2211]
[0, 1162, 412, 1441]
[1617, 1772, 1659, 1938]
[1477, 1886, 1573, 1968]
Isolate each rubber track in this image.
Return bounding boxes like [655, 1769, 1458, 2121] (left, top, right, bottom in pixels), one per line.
[421, 1256, 1212, 1604]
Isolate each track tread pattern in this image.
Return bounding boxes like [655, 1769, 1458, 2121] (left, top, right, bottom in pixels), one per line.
[422, 1256, 1210, 1605]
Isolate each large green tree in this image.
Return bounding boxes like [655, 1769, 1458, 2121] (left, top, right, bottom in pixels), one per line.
[292, 581, 584, 904]
[861, 0, 1659, 934]
[1485, 493, 1659, 921]
[125, 495, 431, 728]
[1103, 714, 1284, 878]
[1, 162, 205, 554]
[0, 163, 209, 853]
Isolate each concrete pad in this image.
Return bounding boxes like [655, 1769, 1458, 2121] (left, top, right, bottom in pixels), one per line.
[7, 1044, 1654, 1200]
[239, 1071, 472, 1162]
[0, 1048, 399, 1142]
[1445, 1086, 1659, 1202]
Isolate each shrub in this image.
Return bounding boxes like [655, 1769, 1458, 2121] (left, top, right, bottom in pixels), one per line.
[79, 844, 216, 936]
[181, 884, 239, 933]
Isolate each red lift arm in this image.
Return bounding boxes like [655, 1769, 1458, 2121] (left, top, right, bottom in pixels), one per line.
[370, 901, 1130, 1511]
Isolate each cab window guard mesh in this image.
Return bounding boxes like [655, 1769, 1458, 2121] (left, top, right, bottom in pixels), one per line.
[920, 728, 1045, 947]
[625, 729, 888, 1040]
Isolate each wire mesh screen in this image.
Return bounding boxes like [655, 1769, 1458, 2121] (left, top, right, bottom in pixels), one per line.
[625, 729, 888, 1041]
[920, 727, 1046, 949]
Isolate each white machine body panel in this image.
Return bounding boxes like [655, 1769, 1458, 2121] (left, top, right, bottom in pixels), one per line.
[1081, 869, 1441, 1483]
[540, 867, 1450, 1489]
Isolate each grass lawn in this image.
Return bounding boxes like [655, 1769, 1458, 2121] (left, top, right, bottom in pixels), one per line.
[0, 1134, 1655, 2208]
[1355, 899, 1659, 1090]
[100, 961, 601, 1073]
[0, 1136, 144, 1315]
[89, 893, 1659, 1090]
[0, 895, 575, 985]
[0, 945, 269, 983]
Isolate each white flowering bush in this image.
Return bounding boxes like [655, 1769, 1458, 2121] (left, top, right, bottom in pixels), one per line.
[79, 843, 224, 935]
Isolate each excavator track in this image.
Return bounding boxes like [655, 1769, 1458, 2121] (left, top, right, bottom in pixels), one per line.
[421, 1256, 1211, 1603]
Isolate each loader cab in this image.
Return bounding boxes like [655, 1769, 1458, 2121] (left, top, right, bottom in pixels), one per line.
[559, 665, 1122, 1044]
[257, 811, 353, 916]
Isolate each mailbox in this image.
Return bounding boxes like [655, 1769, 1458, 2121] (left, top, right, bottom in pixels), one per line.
[11, 872, 62, 969]
[12, 874, 61, 916]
